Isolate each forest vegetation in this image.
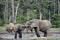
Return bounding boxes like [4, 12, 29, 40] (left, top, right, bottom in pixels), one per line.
[0, 0, 60, 28]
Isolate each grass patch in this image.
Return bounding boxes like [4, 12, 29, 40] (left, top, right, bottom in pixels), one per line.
[0, 37, 60, 40]
[48, 38, 60, 40]
[50, 28, 60, 31]
[0, 26, 6, 30]
[22, 38, 60, 40]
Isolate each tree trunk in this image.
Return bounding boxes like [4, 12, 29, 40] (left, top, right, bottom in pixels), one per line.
[11, 0, 15, 23]
[15, 0, 20, 23]
[27, 9, 30, 21]
[39, 9, 42, 20]
[49, 10, 51, 21]
[20, 9, 23, 22]
[54, 0, 55, 14]
[58, 0, 60, 14]
[4, 0, 8, 22]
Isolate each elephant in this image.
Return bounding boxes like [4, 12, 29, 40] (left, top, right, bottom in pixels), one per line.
[6, 23, 23, 39]
[25, 19, 38, 33]
[14, 23, 23, 39]
[6, 23, 14, 33]
[25, 19, 52, 37]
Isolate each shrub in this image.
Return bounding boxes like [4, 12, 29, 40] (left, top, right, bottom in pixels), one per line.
[51, 14, 60, 28]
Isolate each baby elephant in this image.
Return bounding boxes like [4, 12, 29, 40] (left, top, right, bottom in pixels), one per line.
[6, 23, 14, 33]
[14, 24, 23, 39]
[6, 23, 23, 39]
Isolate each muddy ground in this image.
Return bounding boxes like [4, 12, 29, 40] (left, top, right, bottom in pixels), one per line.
[0, 30, 60, 40]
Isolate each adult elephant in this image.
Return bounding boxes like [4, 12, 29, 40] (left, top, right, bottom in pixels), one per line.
[25, 19, 38, 33]
[6, 23, 23, 39]
[25, 19, 52, 37]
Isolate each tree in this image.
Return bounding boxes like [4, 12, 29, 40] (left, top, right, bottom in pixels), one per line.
[11, 0, 15, 23]
[15, 0, 20, 23]
[52, 14, 60, 28]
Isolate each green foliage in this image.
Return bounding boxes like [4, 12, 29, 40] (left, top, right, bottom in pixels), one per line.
[0, 26, 6, 30]
[0, 0, 59, 28]
[51, 14, 60, 28]
[0, 4, 4, 19]
[21, 38, 60, 40]
[0, 19, 4, 26]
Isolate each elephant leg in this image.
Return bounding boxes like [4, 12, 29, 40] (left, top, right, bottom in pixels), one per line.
[14, 32, 17, 39]
[30, 27, 33, 33]
[33, 27, 40, 37]
[30, 27, 34, 37]
[44, 31, 47, 37]
[18, 30, 22, 38]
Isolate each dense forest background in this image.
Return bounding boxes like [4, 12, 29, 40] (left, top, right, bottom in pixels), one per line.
[0, 0, 60, 28]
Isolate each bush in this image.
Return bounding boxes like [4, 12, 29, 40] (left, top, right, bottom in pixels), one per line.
[0, 19, 4, 26]
[51, 14, 60, 28]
